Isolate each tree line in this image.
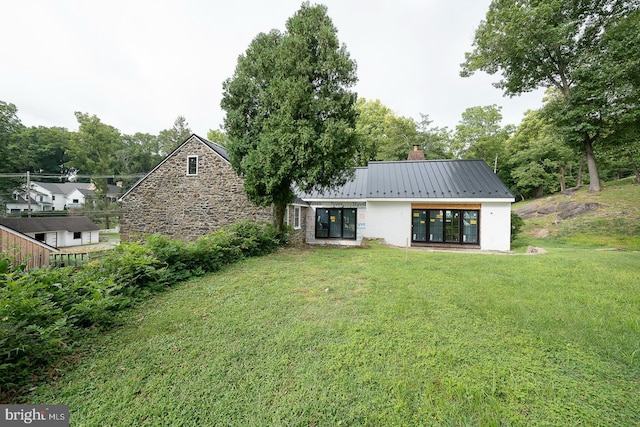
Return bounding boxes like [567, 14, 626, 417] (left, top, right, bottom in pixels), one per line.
[3, 1, 639, 209]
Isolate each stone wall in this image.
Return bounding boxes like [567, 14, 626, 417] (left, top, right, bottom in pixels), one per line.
[120, 136, 273, 241]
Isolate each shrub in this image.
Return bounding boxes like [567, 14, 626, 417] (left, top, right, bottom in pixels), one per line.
[0, 220, 285, 401]
[511, 211, 525, 241]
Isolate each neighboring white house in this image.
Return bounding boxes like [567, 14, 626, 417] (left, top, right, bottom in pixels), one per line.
[298, 159, 515, 251]
[4, 182, 122, 215]
[0, 217, 100, 248]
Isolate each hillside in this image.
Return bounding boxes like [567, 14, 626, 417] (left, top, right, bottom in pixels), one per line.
[512, 177, 640, 251]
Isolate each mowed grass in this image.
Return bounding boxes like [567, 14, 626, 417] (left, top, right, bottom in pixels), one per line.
[27, 242, 640, 426]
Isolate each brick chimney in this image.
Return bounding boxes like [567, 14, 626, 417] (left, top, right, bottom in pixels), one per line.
[407, 144, 425, 160]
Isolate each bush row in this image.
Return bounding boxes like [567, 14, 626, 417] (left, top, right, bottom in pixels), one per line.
[0, 220, 284, 401]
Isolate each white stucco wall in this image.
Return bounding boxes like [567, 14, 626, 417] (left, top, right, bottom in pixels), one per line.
[304, 198, 513, 251]
[364, 200, 411, 247]
[479, 202, 512, 251]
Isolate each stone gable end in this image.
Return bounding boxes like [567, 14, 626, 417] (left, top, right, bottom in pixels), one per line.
[120, 137, 272, 241]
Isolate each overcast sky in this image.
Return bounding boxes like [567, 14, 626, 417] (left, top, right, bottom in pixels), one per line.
[1, 0, 545, 137]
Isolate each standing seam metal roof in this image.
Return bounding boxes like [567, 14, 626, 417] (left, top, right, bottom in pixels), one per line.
[300, 160, 514, 200]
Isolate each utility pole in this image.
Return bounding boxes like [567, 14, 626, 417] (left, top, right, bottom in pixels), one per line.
[26, 171, 31, 217]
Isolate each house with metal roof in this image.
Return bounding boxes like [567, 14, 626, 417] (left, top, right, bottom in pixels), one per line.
[299, 159, 515, 251]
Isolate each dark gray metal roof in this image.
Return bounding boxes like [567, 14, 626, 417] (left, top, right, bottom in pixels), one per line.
[366, 160, 513, 199]
[299, 160, 513, 200]
[297, 168, 368, 199]
[194, 134, 230, 162]
[0, 217, 100, 233]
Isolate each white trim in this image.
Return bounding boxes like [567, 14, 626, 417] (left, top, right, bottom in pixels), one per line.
[365, 197, 515, 203]
[187, 155, 199, 176]
[293, 206, 301, 230]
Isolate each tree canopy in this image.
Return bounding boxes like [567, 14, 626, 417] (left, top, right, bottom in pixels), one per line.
[221, 2, 358, 230]
[461, 0, 640, 192]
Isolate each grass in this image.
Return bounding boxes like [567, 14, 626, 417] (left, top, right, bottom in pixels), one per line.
[25, 242, 640, 426]
[514, 179, 640, 251]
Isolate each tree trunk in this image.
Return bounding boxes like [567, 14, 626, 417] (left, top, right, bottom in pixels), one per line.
[629, 153, 640, 184]
[576, 154, 584, 187]
[274, 202, 287, 234]
[559, 166, 566, 192]
[584, 136, 601, 192]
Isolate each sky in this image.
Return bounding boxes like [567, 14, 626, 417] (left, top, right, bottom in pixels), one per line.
[1, 0, 545, 137]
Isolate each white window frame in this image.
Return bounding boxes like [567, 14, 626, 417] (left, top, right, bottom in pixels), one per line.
[187, 155, 199, 176]
[284, 206, 290, 226]
[293, 206, 301, 230]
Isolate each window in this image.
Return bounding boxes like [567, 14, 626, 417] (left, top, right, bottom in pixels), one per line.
[52, 195, 56, 201]
[35, 233, 45, 242]
[315, 208, 356, 239]
[293, 206, 301, 230]
[72, 199, 79, 204]
[187, 156, 198, 175]
[73, 232, 82, 240]
[412, 209, 479, 245]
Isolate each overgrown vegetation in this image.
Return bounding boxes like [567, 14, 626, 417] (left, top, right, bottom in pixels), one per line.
[514, 178, 640, 251]
[0, 220, 283, 401]
[23, 241, 640, 425]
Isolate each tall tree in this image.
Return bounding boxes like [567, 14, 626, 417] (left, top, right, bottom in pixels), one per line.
[461, 0, 639, 192]
[0, 101, 26, 198]
[206, 129, 227, 147]
[452, 105, 511, 171]
[12, 126, 71, 176]
[68, 112, 122, 227]
[505, 109, 576, 198]
[221, 2, 358, 231]
[157, 116, 192, 156]
[416, 114, 453, 160]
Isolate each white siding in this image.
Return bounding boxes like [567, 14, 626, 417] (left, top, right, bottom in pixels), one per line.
[480, 202, 512, 251]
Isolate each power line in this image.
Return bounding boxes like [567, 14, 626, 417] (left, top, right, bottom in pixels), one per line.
[0, 173, 144, 179]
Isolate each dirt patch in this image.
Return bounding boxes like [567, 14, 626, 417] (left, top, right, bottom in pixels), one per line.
[525, 245, 547, 255]
[531, 228, 549, 238]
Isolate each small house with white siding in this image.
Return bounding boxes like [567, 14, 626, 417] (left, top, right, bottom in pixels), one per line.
[298, 159, 514, 251]
[0, 217, 100, 248]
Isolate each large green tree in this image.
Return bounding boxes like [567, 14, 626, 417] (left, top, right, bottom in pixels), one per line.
[452, 105, 512, 172]
[505, 109, 576, 198]
[461, 0, 639, 192]
[353, 98, 421, 163]
[68, 112, 123, 227]
[157, 116, 192, 156]
[0, 101, 26, 199]
[221, 2, 358, 231]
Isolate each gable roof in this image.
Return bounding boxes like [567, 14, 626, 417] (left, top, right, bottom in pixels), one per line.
[0, 217, 100, 233]
[119, 134, 228, 201]
[297, 168, 368, 200]
[300, 159, 514, 201]
[0, 224, 59, 252]
[33, 182, 122, 196]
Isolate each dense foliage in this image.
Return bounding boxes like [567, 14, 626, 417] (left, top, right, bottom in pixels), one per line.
[221, 2, 359, 231]
[461, 0, 640, 192]
[0, 220, 283, 402]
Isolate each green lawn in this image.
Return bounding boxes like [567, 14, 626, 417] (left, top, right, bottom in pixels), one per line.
[27, 242, 640, 426]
